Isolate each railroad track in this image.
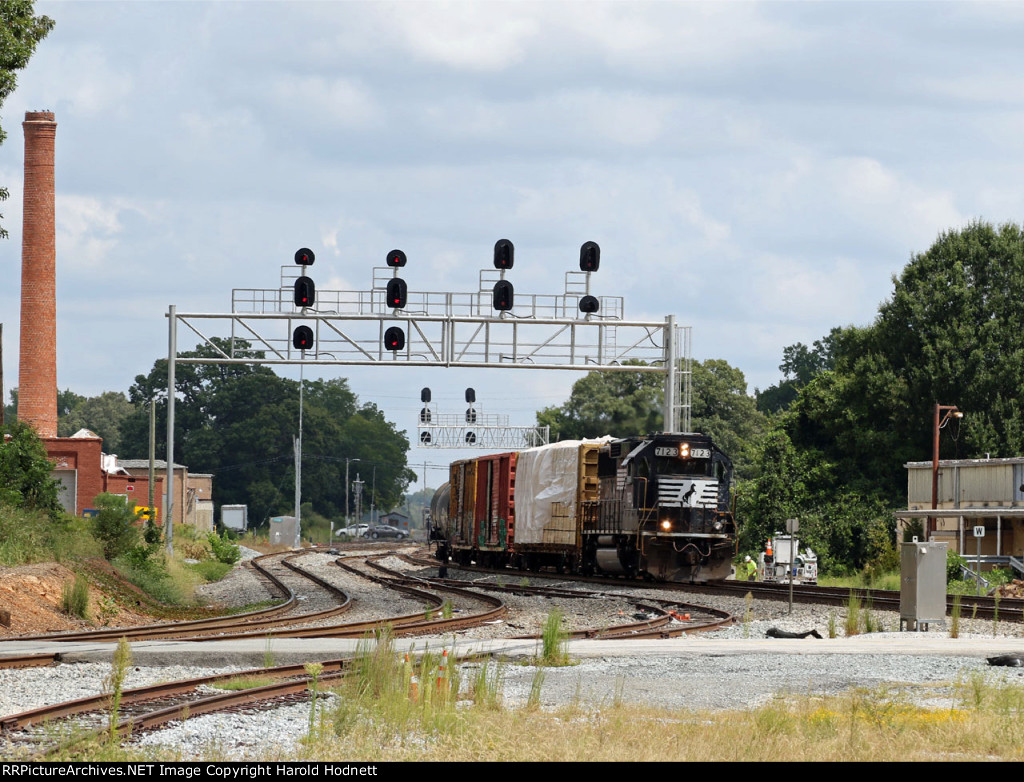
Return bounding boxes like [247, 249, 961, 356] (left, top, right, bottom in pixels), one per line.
[404, 547, 1024, 623]
[0, 658, 354, 759]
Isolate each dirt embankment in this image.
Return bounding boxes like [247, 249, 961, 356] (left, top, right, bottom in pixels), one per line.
[0, 563, 157, 636]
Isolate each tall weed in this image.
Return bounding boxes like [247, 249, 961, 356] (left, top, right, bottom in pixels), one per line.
[61, 573, 90, 620]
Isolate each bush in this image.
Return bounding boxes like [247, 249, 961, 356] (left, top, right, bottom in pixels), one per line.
[947, 550, 968, 582]
[208, 531, 241, 565]
[91, 493, 142, 560]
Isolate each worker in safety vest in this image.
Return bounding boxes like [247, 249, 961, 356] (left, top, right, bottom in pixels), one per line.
[742, 555, 757, 581]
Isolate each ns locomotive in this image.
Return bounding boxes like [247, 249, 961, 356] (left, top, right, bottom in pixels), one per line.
[430, 432, 736, 583]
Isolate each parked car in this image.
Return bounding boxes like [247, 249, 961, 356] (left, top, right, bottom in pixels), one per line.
[340, 524, 369, 538]
[362, 525, 408, 540]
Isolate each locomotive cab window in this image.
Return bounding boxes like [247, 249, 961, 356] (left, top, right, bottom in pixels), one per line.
[654, 455, 712, 478]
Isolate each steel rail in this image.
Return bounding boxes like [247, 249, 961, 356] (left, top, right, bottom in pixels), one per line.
[0, 659, 351, 733]
[0, 653, 61, 669]
[10, 551, 297, 643]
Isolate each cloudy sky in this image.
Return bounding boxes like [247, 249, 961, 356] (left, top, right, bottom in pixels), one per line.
[3, 0, 1024, 488]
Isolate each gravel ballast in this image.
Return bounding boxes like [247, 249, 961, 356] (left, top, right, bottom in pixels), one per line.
[4, 545, 1024, 760]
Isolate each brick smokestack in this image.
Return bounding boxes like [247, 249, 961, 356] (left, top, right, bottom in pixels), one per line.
[18, 110, 58, 438]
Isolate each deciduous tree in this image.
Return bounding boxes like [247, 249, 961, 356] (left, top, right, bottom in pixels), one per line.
[0, 1, 54, 238]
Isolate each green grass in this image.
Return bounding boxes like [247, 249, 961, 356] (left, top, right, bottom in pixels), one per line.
[186, 559, 234, 582]
[61, 573, 90, 620]
[0, 503, 102, 566]
[211, 676, 276, 691]
[539, 608, 571, 666]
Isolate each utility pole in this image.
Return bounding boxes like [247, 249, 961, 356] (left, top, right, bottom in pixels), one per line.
[148, 399, 155, 523]
[294, 364, 304, 548]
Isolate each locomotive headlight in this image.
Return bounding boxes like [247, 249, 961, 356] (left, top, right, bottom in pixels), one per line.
[660, 519, 673, 532]
[712, 520, 724, 532]
[679, 443, 690, 459]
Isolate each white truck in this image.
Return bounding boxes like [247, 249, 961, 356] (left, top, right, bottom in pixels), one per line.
[758, 535, 818, 584]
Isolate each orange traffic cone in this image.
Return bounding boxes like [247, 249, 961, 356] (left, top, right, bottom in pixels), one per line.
[437, 649, 448, 694]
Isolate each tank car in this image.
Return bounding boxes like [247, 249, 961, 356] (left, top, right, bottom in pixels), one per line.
[432, 432, 736, 583]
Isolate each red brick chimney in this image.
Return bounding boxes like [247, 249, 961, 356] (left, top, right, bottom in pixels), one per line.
[18, 110, 58, 438]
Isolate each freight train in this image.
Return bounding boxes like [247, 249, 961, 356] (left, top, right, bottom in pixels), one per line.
[430, 433, 736, 583]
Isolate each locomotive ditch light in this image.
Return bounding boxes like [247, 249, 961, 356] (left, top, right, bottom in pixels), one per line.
[660, 519, 673, 532]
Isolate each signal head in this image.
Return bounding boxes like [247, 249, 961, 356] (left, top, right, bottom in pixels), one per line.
[493, 239, 514, 270]
[421, 387, 432, 404]
[579, 294, 599, 314]
[386, 249, 407, 268]
[386, 277, 408, 309]
[294, 276, 316, 308]
[492, 279, 514, 311]
[579, 241, 600, 272]
[384, 326, 406, 351]
[294, 248, 315, 266]
[292, 325, 314, 351]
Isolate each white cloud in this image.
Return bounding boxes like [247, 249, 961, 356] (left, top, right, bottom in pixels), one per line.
[266, 75, 379, 128]
[55, 195, 139, 269]
[392, 3, 539, 71]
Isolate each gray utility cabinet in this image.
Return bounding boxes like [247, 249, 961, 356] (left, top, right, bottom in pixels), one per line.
[900, 540, 947, 631]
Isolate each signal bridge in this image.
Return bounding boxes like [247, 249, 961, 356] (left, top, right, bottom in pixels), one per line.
[170, 263, 692, 432]
[162, 243, 693, 558]
[416, 407, 550, 450]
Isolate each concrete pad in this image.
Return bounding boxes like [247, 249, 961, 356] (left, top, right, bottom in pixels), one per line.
[1, 631, 1022, 667]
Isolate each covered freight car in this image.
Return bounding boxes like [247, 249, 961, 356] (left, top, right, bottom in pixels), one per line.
[433, 432, 736, 584]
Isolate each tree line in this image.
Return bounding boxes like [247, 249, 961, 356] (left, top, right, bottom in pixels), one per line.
[5, 340, 417, 529]
[537, 220, 1024, 575]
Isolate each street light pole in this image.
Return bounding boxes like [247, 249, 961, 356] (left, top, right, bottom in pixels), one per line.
[931, 403, 963, 541]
